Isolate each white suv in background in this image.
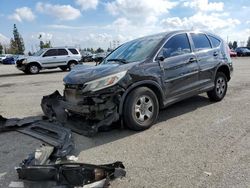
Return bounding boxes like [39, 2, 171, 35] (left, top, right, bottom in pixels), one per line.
[16, 47, 81, 74]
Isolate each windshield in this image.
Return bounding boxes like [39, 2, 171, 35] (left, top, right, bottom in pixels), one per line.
[33, 49, 46, 56]
[101, 34, 165, 64]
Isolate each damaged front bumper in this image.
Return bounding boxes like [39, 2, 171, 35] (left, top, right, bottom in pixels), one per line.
[41, 86, 125, 136]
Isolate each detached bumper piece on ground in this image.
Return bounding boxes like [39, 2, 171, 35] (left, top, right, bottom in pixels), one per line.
[16, 145, 126, 188]
[0, 115, 74, 158]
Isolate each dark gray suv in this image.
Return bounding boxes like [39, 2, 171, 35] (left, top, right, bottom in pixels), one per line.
[42, 30, 233, 134]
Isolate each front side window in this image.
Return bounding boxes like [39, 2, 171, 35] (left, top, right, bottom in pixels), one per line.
[43, 49, 57, 57]
[191, 33, 212, 51]
[160, 33, 191, 58]
[58, 49, 68, 56]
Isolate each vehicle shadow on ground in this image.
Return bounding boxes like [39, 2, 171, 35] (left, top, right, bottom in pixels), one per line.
[73, 95, 213, 155]
[0, 70, 65, 78]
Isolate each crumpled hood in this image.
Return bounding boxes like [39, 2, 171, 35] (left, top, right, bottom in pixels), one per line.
[63, 62, 139, 85]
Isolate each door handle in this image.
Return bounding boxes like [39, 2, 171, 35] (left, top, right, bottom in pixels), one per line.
[53, 57, 57, 58]
[213, 52, 219, 56]
[188, 58, 197, 63]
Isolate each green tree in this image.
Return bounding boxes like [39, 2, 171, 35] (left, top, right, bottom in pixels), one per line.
[228, 41, 233, 49]
[9, 38, 18, 54]
[232, 41, 238, 49]
[40, 40, 52, 49]
[11, 24, 25, 54]
[96, 47, 104, 53]
[246, 37, 250, 48]
[0, 43, 3, 54]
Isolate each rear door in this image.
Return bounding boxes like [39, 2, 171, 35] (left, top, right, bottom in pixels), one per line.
[189, 33, 219, 86]
[41, 49, 58, 67]
[158, 33, 199, 98]
[57, 49, 69, 66]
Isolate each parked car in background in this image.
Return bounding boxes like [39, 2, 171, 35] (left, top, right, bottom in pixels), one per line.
[2, 55, 24, 64]
[51, 30, 233, 131]
[229, 49, 237, 57]
[16, 47, 81, 74]
[2, 56, 15, 64]
[235, 47, 250, 56]
[0, 54, 12, 63]
[93, 52, 110, 63]
[81, 52, 94, 62]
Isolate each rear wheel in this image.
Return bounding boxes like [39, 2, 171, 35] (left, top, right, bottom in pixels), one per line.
[207, 72, 228, 101]
[27, 64, 40, 74]
[124, 87, 159, 131]
[60, 66, 68, 71]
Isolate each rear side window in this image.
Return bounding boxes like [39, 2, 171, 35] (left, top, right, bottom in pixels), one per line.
[43, 49, 57, 57]
[68, 48, 79, 54]
[58, 49, 68, 56]
[160, 33, 191, 58]
[191, 33, 212, 51]
[208, 36, 221, 48]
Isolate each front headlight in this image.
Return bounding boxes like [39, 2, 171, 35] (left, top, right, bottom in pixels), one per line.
[22, 59, 28, 64]
[82, 71, 127, 92]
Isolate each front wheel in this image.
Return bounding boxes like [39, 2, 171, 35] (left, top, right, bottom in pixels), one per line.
[124, 87, 159, 131]
[28, 64, 40, 74]
[207, 72, 228, 102]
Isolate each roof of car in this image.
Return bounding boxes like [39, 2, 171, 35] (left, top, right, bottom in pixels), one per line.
[132, 30, 221, 42]
[43, 47, 78, 50]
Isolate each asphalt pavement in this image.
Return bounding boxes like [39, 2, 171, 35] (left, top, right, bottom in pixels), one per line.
[0, 58, 249, 188]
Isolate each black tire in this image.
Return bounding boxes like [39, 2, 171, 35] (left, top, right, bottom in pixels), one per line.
[123, 87, 159, 131]
[68, 61, 77, 71]
[60, 66, 68, 71]
[207, 72, 228, 102]
[27, 63, 40, 74]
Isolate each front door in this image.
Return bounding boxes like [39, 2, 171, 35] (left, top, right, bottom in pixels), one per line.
[41, 49, 58, 67]
[158, 33, 199, 99]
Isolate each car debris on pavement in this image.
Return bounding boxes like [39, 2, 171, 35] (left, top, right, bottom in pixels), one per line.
[16, 145, 125, 188]
[0, 115, 126, 187]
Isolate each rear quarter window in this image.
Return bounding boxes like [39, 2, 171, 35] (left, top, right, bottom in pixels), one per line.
[68, 48, 79, 54]
[191, 33, 212, 51]
[208, 35, 221, 48]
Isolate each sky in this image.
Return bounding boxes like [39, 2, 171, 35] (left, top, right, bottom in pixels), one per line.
[0, 0, 249, 53]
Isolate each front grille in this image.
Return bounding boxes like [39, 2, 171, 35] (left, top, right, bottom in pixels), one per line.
[65, 84, 84, 90]
[64, 88, 84, 104]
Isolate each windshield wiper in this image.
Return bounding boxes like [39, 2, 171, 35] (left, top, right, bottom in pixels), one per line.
[107, 58, 127, 64]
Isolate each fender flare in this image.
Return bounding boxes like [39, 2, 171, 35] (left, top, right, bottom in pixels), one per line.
[214, 63, 231, 81]
[27, 61, 42, 68]
[118, 80, 165, 115]
[67, 59, 79, 65]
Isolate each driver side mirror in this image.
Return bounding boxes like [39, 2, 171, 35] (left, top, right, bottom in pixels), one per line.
[156, 55, 165, 62]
